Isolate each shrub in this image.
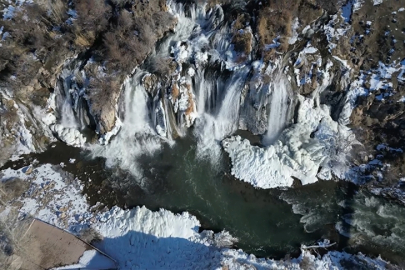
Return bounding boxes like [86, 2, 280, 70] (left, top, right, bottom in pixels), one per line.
[257, 7, 293, 60]
[73, 0, 111, 33]
[73, 0, 112, 45]
[78, 227, 103, 244]
[0, 178, 29, 202]
[148, 57, 176, 77]
[46, 0, 69, 26]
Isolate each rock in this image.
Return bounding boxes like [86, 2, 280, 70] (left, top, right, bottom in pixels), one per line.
[24, 166, 33, 175]
[142, 74, 159, 97]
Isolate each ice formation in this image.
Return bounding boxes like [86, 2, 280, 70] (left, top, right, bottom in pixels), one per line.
[223, 91, 355, 188]
[50, 124, 86, 147]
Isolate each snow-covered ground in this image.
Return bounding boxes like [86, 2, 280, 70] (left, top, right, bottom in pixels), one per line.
[0, 164, 392, 269]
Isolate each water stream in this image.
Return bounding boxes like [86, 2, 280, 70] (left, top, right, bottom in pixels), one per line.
[263, 73, 291, 146]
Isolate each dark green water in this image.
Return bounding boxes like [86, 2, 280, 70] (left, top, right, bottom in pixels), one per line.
[2, 134, 405, 263]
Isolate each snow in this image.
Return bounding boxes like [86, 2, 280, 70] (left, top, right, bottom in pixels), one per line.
[288, 18, 300, 45]
[227, 52, 357, 188]
[293, 44, 322, 88]
[302, 46, 318, 54]
[0, 90, 38, 160]
[0, 164, 89, 228]
[2, 0, 32, 20]
[55, 250, 116, 269]
[373, 0, 384, 6]
[92, 206, 223, 269]
[224, 67, 356, 188]
[323, 15, 350, 52]
[342, 0, 353, 23]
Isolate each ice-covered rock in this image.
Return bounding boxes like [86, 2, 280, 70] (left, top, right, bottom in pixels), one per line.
[224, 93, 356, 188]
[50, 124, 86, 147]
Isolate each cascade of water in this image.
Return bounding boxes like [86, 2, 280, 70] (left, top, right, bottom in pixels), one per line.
[55, 66, 91, 130]
[60, 101, 78, 128]
[92, 1, 249, 173]
[263, 73, 291, 146]
[91, 71, 162, 178]
[56, 73, 79, 129]
[194, 67, 249, 161]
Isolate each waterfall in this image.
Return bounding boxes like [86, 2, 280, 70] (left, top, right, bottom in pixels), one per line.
[90, 71, 163, 178]
[55, 67, 89, 130]
[194, 67, 249, 162]
[90, 1, 252, 174]
[60, 100, 78, 128]
[263, 73, 291, 146]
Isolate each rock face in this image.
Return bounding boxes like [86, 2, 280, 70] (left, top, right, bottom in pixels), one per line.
[81, 1, 177, 135]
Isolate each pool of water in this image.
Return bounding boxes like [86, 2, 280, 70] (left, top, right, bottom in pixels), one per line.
[3, 134, 405, 263]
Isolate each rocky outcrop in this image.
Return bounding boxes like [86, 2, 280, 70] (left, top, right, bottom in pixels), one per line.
[0, 0, 177, 162]
[83, 1, 177, 135]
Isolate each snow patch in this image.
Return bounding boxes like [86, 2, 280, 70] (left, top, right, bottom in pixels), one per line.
[373, 0, 384, 6]
[288, 18, 300, 44]
[0, 164, 89, 228]
[55, 250, 116, 269]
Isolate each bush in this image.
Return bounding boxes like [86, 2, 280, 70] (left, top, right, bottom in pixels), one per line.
[78, 227, 103, 244]
[102, 4, 175, 73]
[255, 0, 326, 60]
[148, 57, 176, 77]
[46, 0, 69, 26]
[0, 178, 29, 202]
[73, 0, 112, 45]
[257, 7, 293, 60]
[73, 0, 111, 33]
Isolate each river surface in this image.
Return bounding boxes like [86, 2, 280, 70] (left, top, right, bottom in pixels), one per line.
[3, 131, 405, 264]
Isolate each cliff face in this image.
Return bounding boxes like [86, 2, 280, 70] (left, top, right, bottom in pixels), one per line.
[1, 0, 405, 192]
